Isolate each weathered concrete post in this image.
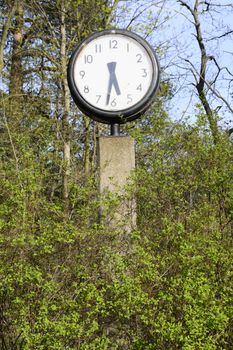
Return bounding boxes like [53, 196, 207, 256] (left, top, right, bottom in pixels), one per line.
[98, 135, 136, 230]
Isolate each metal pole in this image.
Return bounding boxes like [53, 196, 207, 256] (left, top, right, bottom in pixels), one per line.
[110, 123, 120, 136]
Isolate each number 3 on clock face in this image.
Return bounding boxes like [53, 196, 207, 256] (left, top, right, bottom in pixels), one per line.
[67, 29, 160, 124]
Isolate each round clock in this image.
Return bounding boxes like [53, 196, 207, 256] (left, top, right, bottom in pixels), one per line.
[67, 29, 160, 124]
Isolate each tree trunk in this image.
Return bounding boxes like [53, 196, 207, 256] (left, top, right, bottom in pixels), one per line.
[178, 0, 219, 143]
[192, 0, 219, 143]
[92, 122, 99, 173]
[0, 0, 18, 73]
[9, 0, 23, 119]
[60, 0, 71, 209]
[84, 116, 91, 176]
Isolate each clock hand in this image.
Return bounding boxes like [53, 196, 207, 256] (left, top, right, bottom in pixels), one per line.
[112, 73, 121, 96]
[106, 62, 121, 105]
[106, 75, 113, 106]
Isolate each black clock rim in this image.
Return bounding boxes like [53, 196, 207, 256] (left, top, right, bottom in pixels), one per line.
[67, 29, 160, 124]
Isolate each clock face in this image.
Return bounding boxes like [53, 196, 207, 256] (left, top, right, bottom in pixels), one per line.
[68, 29, 160, 124]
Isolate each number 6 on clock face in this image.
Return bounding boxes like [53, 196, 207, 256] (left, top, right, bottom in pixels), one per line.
[67, 29, 160, 124]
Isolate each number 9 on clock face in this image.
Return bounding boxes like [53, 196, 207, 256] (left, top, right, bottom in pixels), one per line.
[67, 29, 160, 124]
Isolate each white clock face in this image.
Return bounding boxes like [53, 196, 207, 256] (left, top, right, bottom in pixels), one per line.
[72, 33, 155, 112]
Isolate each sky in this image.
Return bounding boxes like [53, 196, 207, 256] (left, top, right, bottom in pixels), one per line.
[116, 0, 233, 127]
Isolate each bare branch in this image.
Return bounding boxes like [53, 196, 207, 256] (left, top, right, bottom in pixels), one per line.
[177, 0, 220, 142]
[207, 30, 233, 41]
[200, 1, 233, 9]
[184, 57, 233, 114]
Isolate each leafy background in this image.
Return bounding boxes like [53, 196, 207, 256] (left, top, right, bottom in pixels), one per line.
[0, 0, 233, 349]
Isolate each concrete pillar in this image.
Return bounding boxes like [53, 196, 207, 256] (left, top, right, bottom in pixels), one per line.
[98, 136, 136, 229]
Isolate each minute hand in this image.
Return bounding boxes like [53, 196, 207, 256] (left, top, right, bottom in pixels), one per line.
[106, 62, 121, 105]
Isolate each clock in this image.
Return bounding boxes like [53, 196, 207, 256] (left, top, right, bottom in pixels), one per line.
[67, 29, 160, 124]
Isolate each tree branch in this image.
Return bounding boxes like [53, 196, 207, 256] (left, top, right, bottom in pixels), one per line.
[184, 58, 233, 114]
[178, 0, 220, 143]
[207, 30, 233, 41]
[0, 0, 18, 73]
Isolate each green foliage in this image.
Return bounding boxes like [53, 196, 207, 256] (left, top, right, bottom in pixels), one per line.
[131, 111, 233, 349]
[1, 109, 233, 349]
[0, 1, 232, 349]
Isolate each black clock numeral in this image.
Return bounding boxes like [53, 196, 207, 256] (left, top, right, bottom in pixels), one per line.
[84, 54, 93, 64]
[109, 40, 118, 49]
[111, 98, 117, 107]
[84, 85, 89, 93]
[127, 94, 133, 104]
[127, 43, 130, 52]
[141, 68, 147, 77]
[136, 53, 142, 63]
[79, 70, 85, 79]
[95, 44, 101, 53]
[136, 84, 142, 91]
[96, 95, 101, 103]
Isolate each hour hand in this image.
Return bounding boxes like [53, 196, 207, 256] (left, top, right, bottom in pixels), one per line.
[106, 62, 121, 105]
